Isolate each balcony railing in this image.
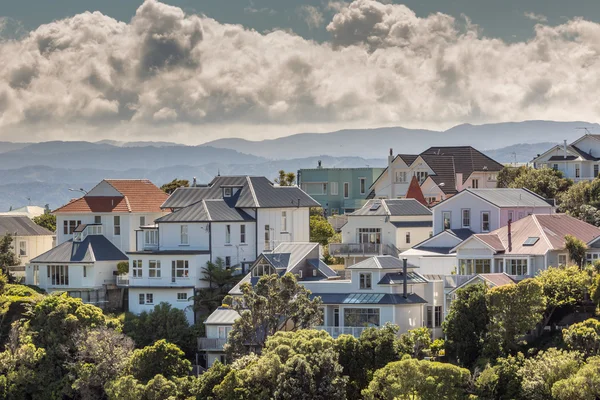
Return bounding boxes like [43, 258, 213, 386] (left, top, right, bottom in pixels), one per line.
[316, 326, 367, 338]
[116, 275, 129, 286]
[329, 243, 381, 256]
[198, 338, 228, 350]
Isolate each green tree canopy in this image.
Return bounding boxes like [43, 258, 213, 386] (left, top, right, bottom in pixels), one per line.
[32, 213, 56, 233]
[475, 353, 525, 400]
[508, 167, 572, 199]
[519, 348, 582, 400]
[443, 283, 489, 367]
[274, 170, 296, 186]
[552, 355, 600, 400]
[564, 235, 588, 268]
[397, 326, 432, 359]
[0, 234, 19, 280]
[129, 339, 191, 383]
[496, 165, 528, 188]
[563, 318, 600, 358]
[223, 273, 322, 359]
[160, 178, 190, 194]
[310, 214, 335, 246]
[195, 258, 240, 315]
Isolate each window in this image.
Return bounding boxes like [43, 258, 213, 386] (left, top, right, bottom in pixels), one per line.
[553, 164, 559, 170]
[149, 260, 161, 278]
[180, 225, 189, 245]
[426, 196, 436, 204]
[140, 216, 146, 227]
[225, 224, 231, 244]
[416, 171, 428, 184]
[33, 265, 39, 285]
[264, 225, 271, 250]
[462, 209, 470, 228]
[113, 216, 120, 236]
[298, 270, 303, 279]
[224, 187, 232, 197]
[507, 259, 528, 275]
[171, 260, 189, 280]
[48, 265, 69, 285]
[459, 259, 491, 274]
[302, 183, 327, 195]
[508, 211, 514, 222]
[596, 165, 600, 178]
[558, 254, 567, 266]
[281, 211, 288, 232]
[359, 273, 372, 289]
[344, 182, 350, 198]
[434, 306, 442, 327]
[344, 308, 380, 327]
[405, 232, 411, 244]
[83, 265, 87, 278]
[18, 240, 27, 256]
[426, 306, 433, 328]
[225, 256, 231, 268]
[358, 228, 381, 245]
[253, 261, 274, 277]
[139, 294, 145, 305]
[359, 178, 366, 195]
[177, 293, 188, 301]
[442, 211, 451, 230]
[587, 253, 600, 263]
[576, 164, 581, 178]
[395, 171, 407, 183]
[63, 220, 82, 235]
[330, 182, 339, 195]
[482, 212, 490, 232]
[218, 326, 232, 339]
[132, 260, 143, 278]
[330, 208, 339, 216]
[240, 224, 246, 244]
[94, 215, 102, 224]
[471, 179, 479, 189]
[145, 293, 153, 304]
[145, 230, 158, 246]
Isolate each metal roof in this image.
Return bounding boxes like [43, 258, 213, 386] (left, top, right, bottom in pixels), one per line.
[390, 221, 433, 228]
[378, 272, 429, 284]
[262, 253, 291, 270]
[467, 188, 551, 208]
[347, 256, 418, 270]
[156, 199, 254, 223]
[307, 259, 339, 278]
[161, 175, 319, 209]
[204, 307, 240, 325]
[0, 216, 54, 236]
[314, 292, 428, 305]
[31, 235, 127, 263]
[351, 199, 432, 217]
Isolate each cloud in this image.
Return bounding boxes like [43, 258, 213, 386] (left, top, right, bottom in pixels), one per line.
[297, 5, 325, 30]
[1, 0, 600, 143]
[524, 12, 548, 23]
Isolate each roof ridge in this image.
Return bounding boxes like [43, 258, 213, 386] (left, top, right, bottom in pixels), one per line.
[246, 176, 259, 207]
[381, 199, 391, 215]
[87, 242, 96, 262]
[103, 179, 125, 196]
[531, 214, 554, 249]
[202, 200, 212, 221]
[124, 196, 132, 213]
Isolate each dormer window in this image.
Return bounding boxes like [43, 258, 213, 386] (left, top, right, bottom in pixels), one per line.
[224, 187, 232, 197]
[252, 261, 275, 277]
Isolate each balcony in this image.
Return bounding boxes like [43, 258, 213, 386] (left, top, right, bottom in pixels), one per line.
[329, 243, 398, 257]
[116, 275, 129, 286]
[316, 326, 367, 338]
[198, 338, 227, 351]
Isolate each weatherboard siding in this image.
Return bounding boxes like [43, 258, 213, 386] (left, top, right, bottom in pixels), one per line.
[128, 287, 194, 324]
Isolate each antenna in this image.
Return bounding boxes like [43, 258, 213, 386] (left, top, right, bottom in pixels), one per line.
[576, 127, 593, 135]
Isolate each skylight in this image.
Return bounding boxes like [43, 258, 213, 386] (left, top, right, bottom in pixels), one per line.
[370, 202, 381, 211]
[523, 237, 539, 246]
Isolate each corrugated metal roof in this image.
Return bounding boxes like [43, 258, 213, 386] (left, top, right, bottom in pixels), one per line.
[271, 242, 319, 272]
[263, 253, 291, 270]
[351, 199, 431, 217]
[391, 221, 433, 228]
[204, 307, 240, 325]
[307, 259, 339, 278]
[314, 292, 428, 305]
[468, 188, 550, 208]
[347, 256, 418, 270]
[156, 199, 254, 223]
[475, 234, 505, 251]
[378, 272, 429, 284]
[0, 216, 54, 236]
[31, 235, 127, 263]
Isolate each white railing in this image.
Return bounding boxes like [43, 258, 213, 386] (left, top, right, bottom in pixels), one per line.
[316, 326, 367, 338]
[116, 275, 129, 286]
[198, 338, 228, 350]
[329, 243, 382, 257]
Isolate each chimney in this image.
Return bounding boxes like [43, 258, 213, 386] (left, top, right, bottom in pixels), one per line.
[388, 148, 394, 165]
[402, 257, 408, 298]
[507, 219, 512, 252]
[193, 177, 197, 187]
[317, 160, 322, 169]
[389, 148, 395, 198]
[563, 140, 568, 159]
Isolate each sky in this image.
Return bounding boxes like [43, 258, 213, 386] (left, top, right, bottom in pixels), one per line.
[1, 0, 600, 144]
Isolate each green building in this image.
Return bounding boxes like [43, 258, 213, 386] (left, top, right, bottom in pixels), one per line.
[297, 162, 385, 216]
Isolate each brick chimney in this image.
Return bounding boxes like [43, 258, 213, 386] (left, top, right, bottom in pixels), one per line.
[507, 219, 512, 252]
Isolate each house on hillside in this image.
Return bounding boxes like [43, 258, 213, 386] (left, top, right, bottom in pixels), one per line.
[329, 198, 433, 267]
[371, 146, 504, 203]
[199, 243, 443, 366]
[123, 176, 320, 323]
[297, 163, 385, 215]
[0, 216, 54, 280]
[532, 134, 600, 181]
[401, 188, 555, 275]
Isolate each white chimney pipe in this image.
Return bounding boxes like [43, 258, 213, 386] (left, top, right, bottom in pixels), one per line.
[564, 140, 567, 159]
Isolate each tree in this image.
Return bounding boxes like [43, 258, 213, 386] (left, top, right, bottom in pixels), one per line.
[552, 356, 600, 400]
[0, 234, 19, 280]
[32, 213, 56, 233]
[486, 279, 546, 356]
[195, 258, 240, 315]
[475, 353, 525, 400]
[563, 318, 600, 358]
[497, 165, 527, 188]
[443, 283, 489, 367]
[117, 261, 129, 275]
[184, 361, 230, 399]
[519, 348, 581, 400]
[310, 215, 335, 246]
[223, 273, 322, 359]
[160, 178, 189, 194]
[129, 339, 191, 383]
[362, 358, 471, 400]
[535, 266, 591, 336]
[122, 302, 198, 358]
[274, 170, 296, 186]
[557, 178, 600, 225]
[564, 235, 587, 268]
[508, 167, 572, 199]
[397, 327, 432, 359]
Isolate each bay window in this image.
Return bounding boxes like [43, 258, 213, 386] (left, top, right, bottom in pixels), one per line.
[344, 308, 380, 327]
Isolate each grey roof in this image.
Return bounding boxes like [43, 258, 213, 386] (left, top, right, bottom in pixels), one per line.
[466, 188, 551, 208]
[156, 199, 254, 223]
[351, 199, 431, 217]
[162, 175, 319, 209]
[31, 235, 127, 263]
[270, 242, 320, 272]
[412, 246, 454, 255]
[0, 216, 54, 236]
[307, 259, 339, 278]
[263, 253, 292, 270]
[378, 272, 429, 284]
[313, 292, 428, 305]
[448, 228, 476, 241]
[204, 307, 240, 325]
[127, 250, 210, 255]
[390, 221, 433, 228]
[347, 256, 418, 270]
[412, 228, 473, 251]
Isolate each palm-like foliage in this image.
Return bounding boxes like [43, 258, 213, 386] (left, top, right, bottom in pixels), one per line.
[194, 258, 241, 314]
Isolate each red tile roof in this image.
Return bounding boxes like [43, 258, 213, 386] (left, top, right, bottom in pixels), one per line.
[54, 179, 168, 213]
[406, 175, 427, 206]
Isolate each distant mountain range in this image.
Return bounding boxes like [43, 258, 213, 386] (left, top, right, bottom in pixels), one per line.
[0, 120, 595, 211]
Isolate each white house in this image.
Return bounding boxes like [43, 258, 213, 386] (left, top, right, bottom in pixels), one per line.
[532, 134, 600, 182]
[0, 205, 47, 219]
[200, 243, 444, 366]
[0, 216, 54, 280]
[329, 199, 433, 267]
[124, 175, 320, 323]
[371, 146, 504, 203]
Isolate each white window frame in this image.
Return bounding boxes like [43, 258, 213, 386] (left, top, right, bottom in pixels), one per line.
[359, 177, 366, 195]
[177, 292, 188, 301]
[64, 220, 82, 235]
[281, 211, 288, 232]
[94, 215, 102, 224]
[395, 171, 407, 183]
[113, 216, 121, 236]
[595, 165, 600, 178]
[240, 224, 246, 244]
[48, 265, 69, 286]
[558, 254, 568, 266]
[461, 209, 470, 228]
[225, 224, 231, 244]
[148, 260, 161, 278]
[507, 259, 528, 275]
[225, 256, 231, 267]
[343, 182, 350, 198]
[139, 216, 146, 227]
[330, 182, 339, 196]
[472, 179, 479, 189]
[576, 164, 581, 178]
[132, 259, 143, 278]
[145, 230, 158, 246]
[145, 293, 154, 304]
[405, 232, 411, 244]
[172, 260, 190, 280]
[224, 187, 232, 197]
[442, 211, 451, 230]
[359, 272, 372, 290]
[180, 225, 189, 245]
[481, 212, 490, 232]
[19, 240, 27, 256]
[139, 294, 145, 305]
